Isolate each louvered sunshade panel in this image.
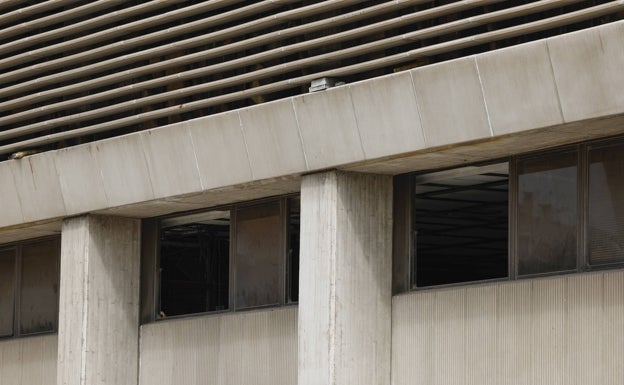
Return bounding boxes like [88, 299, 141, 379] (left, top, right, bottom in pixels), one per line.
[0, 0, 622, 155]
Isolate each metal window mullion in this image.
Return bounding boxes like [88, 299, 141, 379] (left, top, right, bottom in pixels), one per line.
[280, 198, 288, 306]
[509, 156, 518, 280]
[14, 245, 22, 338]
[229, 207, 237, 312]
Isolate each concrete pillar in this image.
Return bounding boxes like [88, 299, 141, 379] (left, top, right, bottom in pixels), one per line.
[57, 215, 140, 385]
[298, 171, 393, 385]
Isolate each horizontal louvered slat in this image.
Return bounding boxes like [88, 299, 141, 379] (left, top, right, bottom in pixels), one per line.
[0, 0, 186, 57]
[0, 0, 621, 155]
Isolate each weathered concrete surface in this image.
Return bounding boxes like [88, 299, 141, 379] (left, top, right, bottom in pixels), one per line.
[298, 171, 393, 385]
[0, 334, 57, 385]
[0, 21, 623, 240]
[392, 270, 624, 385]
[139, 307, 297, 385]
[57, 215, 140, 385]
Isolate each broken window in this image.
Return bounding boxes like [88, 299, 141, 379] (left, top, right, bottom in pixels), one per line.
[412, 163, 509, 287]
[150, 195, 300, 321]
[0, 238, 60, 338]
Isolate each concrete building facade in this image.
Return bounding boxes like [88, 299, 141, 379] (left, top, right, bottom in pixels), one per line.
[0, 1, 623, 384]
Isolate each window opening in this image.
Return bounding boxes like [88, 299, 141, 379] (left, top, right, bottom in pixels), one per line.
[412, 163, 509, 287]
[159, 210, 230, 317]
[287, 197, 300, 303]
[0, 238, 59, 338]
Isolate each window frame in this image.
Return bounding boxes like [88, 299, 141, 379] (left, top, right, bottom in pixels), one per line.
[0, 236, 60, 339]
[141, 194, 300, 324]
[394, 137, 624, 294]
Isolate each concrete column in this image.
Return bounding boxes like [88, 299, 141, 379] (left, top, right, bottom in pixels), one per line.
[298, 171, 393, 385]
[57, 215, 140, 385]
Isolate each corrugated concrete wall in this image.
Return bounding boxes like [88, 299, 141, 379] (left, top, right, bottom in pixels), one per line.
[392, 271, 624, 385]
[0, 334, 57, 385]
[139, 306, 297, 385]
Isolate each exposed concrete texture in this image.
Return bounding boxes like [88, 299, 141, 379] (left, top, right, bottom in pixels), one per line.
[94, 134, 155, 207]
[548, 21, 624, 122]
[188, 110, 253, 189]
[139, 307, 297, 385]
[239, 99, 308, 179]
[392, 271, 624, 385]
[349, 71, 426, 159]
[293, 86, 364, 170]
[1, 21, 624, 236]
[140, 124, 202, 198]
[298, 171, 392, 385]
[477, 41, 563, 136]
[54, 145, 108, 214]
[8, 151, 66, 223]
[0, 334, 57, 385]
[411, 57, 491, 147]
[57, 215, 140, 385]
[0, 161, 23, 227]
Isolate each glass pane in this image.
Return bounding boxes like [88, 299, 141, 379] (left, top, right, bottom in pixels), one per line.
[0, 249, 15, 337]
[287, 197, 300, 303]
[517, 152, 577, 275]
[235, 202, 282, 309]
[589, 143, 624, 264]
[413, 163, 509, 287]
[160, 211, 230, 317]
[20, 240, 59, 335]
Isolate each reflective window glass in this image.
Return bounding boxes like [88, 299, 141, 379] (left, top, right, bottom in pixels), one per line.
[588, 143, 624, 265]
[235, 202, 282, 309]
[20, 239, 59, 335]
[517, 152, 577, 275]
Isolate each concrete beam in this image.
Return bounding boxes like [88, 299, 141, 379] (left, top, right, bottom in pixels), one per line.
[57, 215, 140, 385]
[298, 171, 392, 385]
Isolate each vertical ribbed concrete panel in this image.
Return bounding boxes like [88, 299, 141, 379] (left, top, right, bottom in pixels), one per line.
[0, 334, 57, 385]
[531, 277, 565, 385]
[57, 215, 140, 385]
[138, 307, 297, 385]
[497, 280, 532, 385]
[391, 292, 435, 385]
[603, 271, 624, 384]
[299, 171, 393, 385]
[392, 272, 624, 385]
[434, 289, 466, 385]
[566, 274, 603, 385]
[466, 285, 497, 385]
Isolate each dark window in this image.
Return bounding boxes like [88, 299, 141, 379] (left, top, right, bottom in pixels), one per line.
[152, 196, 299, 321]
[517, 152, 578, 275]
[588, 142, 624, 265]
[412, 163, 509, 287]
[0, 238, 60, 338]
[0, 248, 15, 337]
[159, 210, 230, 317]
[20, 239, 60, 335]
[287, 197, 300, 303]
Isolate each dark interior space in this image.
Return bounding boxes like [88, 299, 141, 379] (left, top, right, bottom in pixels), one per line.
[413, 163, 509, 287]
[159, 211, 230, 317]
